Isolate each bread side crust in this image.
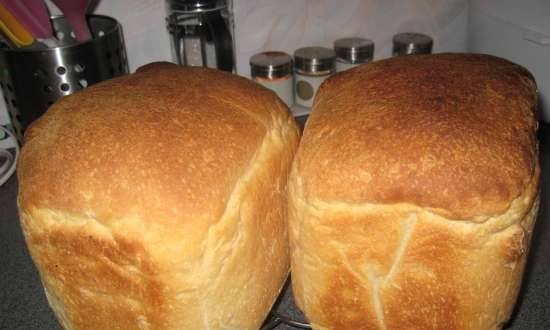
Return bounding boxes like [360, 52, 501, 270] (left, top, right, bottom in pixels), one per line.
[289, 162, 539, 330]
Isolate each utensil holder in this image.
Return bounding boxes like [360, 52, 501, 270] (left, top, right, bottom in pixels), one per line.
[0, 15, 129, 143]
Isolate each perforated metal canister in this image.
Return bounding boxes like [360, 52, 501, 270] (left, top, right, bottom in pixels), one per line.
[0, 15, 128, 142]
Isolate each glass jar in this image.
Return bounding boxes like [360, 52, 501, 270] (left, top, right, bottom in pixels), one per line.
[250, 51, 294, 107]
[334, 37, 374, 72]
[293, 46, 336, 109]
[165, 0, 235, 71]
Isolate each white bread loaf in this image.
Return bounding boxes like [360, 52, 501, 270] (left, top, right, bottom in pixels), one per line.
[288, 54, 540, 330]
[17, 62, 300, 330]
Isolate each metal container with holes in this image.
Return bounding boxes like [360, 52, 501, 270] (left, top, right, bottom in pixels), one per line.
[0, 15, 128, 143]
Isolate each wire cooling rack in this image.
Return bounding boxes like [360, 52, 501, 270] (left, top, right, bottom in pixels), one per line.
[260, 278, 311, 330]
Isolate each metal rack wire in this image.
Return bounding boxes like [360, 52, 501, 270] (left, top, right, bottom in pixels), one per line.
[260, 278, 312, 330]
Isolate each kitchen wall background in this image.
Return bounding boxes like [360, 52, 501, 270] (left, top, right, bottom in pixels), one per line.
[2, 0, 550, 123]
[0, 0, 469, 130]
[92, 0, 468, 119]
[50, 0, 470, 74]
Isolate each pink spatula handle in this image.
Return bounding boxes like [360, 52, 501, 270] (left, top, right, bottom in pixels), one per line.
[65, 13, 91, 41]
[51, 0, 91, 42]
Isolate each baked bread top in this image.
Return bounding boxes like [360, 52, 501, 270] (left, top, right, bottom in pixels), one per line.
[295, 53, 538, 219]
[18, 62, 295, 225]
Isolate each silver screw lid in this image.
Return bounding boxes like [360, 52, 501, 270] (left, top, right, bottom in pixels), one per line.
[392, 32, 433, 55]
[250, 51, 293, 79]
[167, 0, 223, 13]
[334, 38, 374, 64]
[294, 47, 336, 74]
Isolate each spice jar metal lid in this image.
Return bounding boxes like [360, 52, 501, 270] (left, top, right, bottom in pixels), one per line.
[334, 38, 374, 64]
[294, 47, 336, 74]
[250, 51, 293, 79]
[167, 0, 222, 13]
[392, 32, 433, 55]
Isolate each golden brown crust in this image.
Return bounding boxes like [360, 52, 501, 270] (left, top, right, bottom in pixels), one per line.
[18, 62, 300, 330]
[297, 53, 538, 219]
[19, 62, 284, 223]
[289, 54, 540, 330]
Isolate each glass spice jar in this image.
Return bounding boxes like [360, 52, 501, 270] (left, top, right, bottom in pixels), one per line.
[334, 37, 374, 72]
[250, 51, 294, 107]
[293, 46, 336, 109]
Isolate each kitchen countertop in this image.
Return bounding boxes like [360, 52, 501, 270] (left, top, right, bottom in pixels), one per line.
[1, 120, 549, 330]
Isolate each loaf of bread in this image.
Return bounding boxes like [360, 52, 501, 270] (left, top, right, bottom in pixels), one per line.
[288, 54, 539, 330]
[17, 62, 300, 330]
